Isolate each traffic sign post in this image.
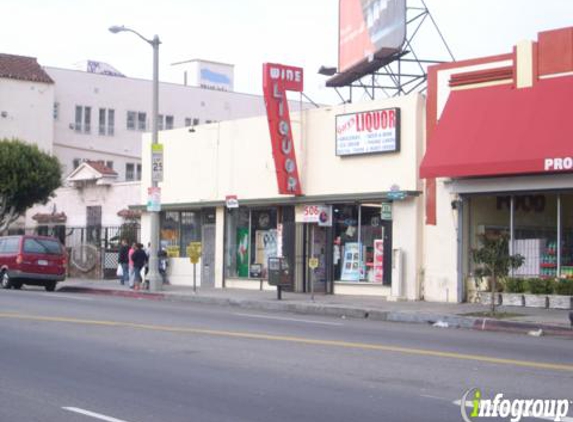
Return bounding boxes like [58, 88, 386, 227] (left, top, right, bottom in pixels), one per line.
[186, 242, 202, 293]
[308, 257, 319, 302]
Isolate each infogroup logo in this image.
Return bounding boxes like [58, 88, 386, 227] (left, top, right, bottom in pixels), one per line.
[460, 388, 571, 422]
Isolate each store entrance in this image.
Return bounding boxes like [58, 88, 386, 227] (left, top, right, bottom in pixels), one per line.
[305, 224, 330, 294]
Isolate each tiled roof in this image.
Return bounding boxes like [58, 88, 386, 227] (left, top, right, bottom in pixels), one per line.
[86, 161, 118, 176]
[0, 53, 54, 84]
[32, 212, 67, 224]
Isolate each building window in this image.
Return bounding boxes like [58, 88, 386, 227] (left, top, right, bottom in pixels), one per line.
[137, 112, 147, 131]
[158, 114, 164, 131]
[75, 106, 82, 133]
[99, 108, 115, 136]
[136, 164, 142, 181]
[73, 158, 81, 169]
[127, 111, 136, 130]
[53, 102, 60, 120]
[165, 115, 174, 130]
[74, 106, 91, 133]
[185, 117, 200, 127]
[125, 163, 135, 181]
[84, 106, 91, 133]
[106, 161, 113, 170]
[160, 210, 207, 257]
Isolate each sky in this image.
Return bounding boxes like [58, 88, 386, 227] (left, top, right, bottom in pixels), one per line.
[4, 0, 573, 105]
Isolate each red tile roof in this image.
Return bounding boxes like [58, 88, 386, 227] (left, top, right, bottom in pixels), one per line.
[32, 212, 67, 224]
[0, 53, 53, 84]
[85, 161, 118, 176]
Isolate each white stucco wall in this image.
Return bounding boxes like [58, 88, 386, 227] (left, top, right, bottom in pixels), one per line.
[0, 78, 54, 153]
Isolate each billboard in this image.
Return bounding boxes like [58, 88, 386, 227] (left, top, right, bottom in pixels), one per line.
[262, 63, 303, 196]
[336, 108, 400, 156]
[337, 0, 406, 82]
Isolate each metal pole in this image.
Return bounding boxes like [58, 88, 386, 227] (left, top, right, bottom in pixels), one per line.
[193, 262, 197, 293]
[147, 34, 162, 292]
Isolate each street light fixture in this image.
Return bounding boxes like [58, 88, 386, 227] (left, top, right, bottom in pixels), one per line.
[109, 25, 163, 292]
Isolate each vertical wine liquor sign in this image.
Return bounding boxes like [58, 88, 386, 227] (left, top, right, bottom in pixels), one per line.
[263, 63, 303, 195]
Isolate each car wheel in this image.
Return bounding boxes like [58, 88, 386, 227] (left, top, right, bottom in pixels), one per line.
[12, 281, 22, 290]
[45, 281, 56, 292]
[1, 272, 12, 289]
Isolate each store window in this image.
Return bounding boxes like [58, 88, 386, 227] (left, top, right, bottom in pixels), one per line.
[225, 207, 278, 279]
[467, 193, 573, 278]
[160, 211, 204, 257]
[333, 204, 387, 284]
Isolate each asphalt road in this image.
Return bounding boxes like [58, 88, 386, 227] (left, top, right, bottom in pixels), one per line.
[0, 288, 571, 422]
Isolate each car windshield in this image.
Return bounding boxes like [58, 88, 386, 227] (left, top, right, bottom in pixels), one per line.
[23, 238, 62, 255]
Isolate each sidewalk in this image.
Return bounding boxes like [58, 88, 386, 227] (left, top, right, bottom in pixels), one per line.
[57, 278, 573, 338]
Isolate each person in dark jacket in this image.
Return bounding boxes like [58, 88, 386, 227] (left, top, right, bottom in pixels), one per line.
[131, 243, 148, 290]
[117, 239, 130, 285]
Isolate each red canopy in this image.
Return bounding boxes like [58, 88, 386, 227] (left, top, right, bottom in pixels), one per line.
[420, 76, 573, 179]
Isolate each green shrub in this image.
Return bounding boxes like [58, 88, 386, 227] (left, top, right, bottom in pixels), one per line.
[526, 278, 555, 295]
[504, 277, 527, 293]
[554, 278, 573, 296]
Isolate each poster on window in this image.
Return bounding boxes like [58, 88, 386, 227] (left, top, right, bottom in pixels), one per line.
[255, 229, 277, 278]
[340, 242, 361, 281]
[236, 228, 249, 277]
[373, 239, 384, 283]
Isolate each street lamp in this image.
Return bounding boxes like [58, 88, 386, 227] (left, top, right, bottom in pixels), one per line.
[109, 25, 163, 292]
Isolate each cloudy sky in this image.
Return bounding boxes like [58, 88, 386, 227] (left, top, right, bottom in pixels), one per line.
[4, 0, 573, 104]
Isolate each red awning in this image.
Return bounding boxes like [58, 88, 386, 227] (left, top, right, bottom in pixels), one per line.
[420, 76, 573, 179]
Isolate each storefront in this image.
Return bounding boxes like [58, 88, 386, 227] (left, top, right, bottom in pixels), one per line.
[140, 90, 426, 299]
[420, 27, 573, 302]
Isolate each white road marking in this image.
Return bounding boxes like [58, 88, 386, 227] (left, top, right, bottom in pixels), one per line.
[235, 312, 343, 326]
[453, 400, 573, 422]
[62, 407, 133, 422]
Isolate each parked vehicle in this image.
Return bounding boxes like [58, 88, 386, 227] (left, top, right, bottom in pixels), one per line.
[0, 235, 67, 291]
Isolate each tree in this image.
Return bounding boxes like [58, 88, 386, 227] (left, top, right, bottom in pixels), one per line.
[0, 139, 62, 233]
[472, 234, 525, 313]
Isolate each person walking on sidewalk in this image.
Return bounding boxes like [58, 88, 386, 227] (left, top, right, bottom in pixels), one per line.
[131, 243, 148, 290]
[117, 239, 130, 286]
[128, 242, 136, 288]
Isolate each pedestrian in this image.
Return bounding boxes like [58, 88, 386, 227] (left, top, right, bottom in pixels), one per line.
[128, 242, 137, 289]
[131, 243, 148, 290]
[117, 239, 130, 286]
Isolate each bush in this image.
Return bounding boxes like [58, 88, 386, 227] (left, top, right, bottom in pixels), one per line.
[526, 278, 555, 295]
[554, 278, 573, 296]
[504, 277, 527, 293]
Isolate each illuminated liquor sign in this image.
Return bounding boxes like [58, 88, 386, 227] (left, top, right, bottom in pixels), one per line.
[336, 107, 400, 156]
[263, 63, 303, 195]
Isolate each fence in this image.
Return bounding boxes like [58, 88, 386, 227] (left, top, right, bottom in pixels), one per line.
[10, 224, 141, 279]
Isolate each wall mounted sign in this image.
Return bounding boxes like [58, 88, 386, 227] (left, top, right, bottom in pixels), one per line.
[263, 63, 303, 195]
[336, 108, 400, 156]
[225, 195, 239, 209]
[300, 205, 333, 227]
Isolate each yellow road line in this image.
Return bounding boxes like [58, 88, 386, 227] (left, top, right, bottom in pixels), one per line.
[1, 312, 572, 372]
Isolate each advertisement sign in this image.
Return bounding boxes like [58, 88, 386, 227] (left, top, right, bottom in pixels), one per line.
[336, 108, 400, 156]
[263, 63, 303, 196]
[236, 228, 249, 277]
[225, 195, 239, 209]
[151, 144, 164, 182]
[300, 205, 333, 227]
[381, 203, 392, 220]
[147, 187, 161, 212]
[373, 239, 384, 283]
[338, 0, 406, 75]
[340, 242, 361, 281]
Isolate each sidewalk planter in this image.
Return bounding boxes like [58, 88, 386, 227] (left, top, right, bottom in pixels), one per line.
[501, 293, 524, 307]
[523, 294, 548, 308]
[477, 291, 501, 306]
[547, 295, 573, 310]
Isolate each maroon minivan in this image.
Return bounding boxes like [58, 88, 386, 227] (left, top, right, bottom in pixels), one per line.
[0, 235, 67, 291]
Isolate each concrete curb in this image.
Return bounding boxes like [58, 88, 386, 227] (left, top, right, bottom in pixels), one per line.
[57, 286, 573, 338]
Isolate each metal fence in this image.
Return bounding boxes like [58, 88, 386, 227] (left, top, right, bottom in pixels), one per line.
[10, 224, 141, 279]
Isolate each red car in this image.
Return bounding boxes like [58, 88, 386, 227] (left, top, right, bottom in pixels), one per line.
[0, 235, 67, 291]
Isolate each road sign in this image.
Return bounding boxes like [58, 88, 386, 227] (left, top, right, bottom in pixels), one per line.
[147, 187, 161, 212]
[152, 144, 164, 182]
[381, 203, 392, 220]
[308, 257, 319, 269]
[387, 190, 407, 201]
[186, 242, 202, 264]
